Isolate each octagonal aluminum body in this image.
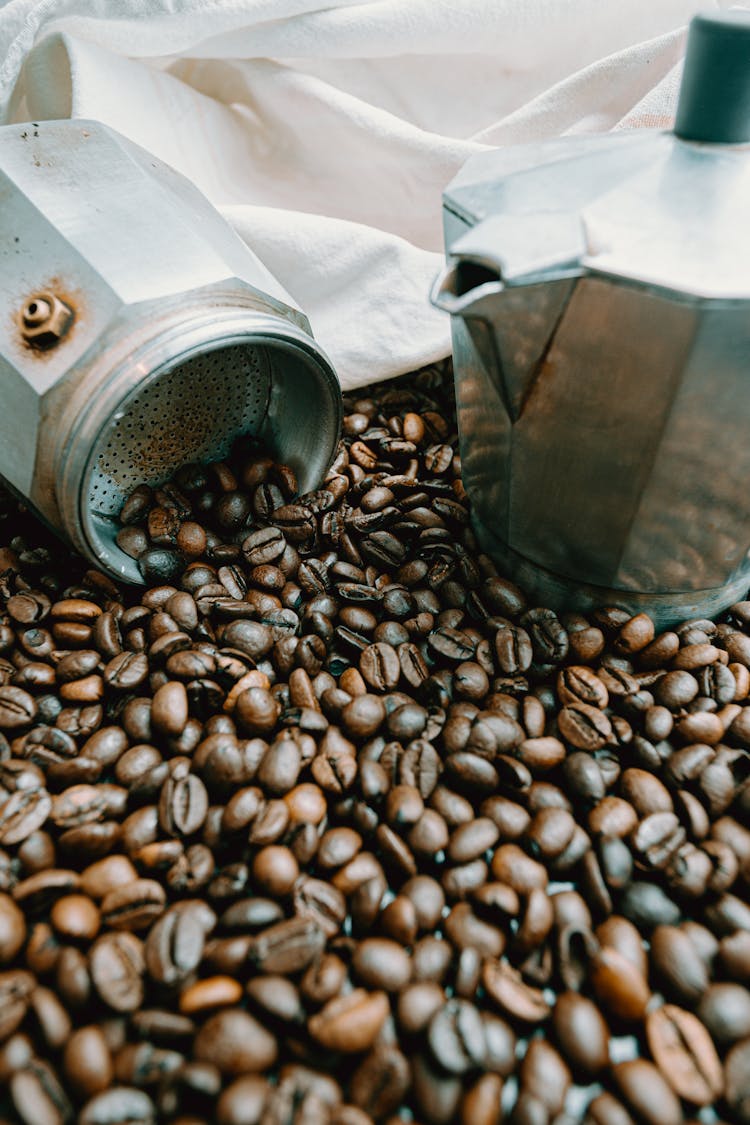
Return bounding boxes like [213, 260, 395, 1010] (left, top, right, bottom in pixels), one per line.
[0, 119, 341, 582]
[433, 129, 750, 627]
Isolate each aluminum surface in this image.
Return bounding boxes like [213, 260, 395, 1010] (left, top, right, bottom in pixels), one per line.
[432, 13, 750, 626]
[0, 119, 341, 582]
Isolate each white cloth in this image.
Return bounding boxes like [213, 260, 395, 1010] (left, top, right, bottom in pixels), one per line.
[0, 0, 744, 388]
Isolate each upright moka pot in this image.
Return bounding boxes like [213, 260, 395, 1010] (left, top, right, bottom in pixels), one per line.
[0, 119, 341, 583]
[432, 12, 750, 628]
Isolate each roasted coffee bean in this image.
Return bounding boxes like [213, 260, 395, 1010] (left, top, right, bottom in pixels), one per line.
[0, 786, 51, 844]
[308, 989, 389, 1053]
[145, 903, 209, 985]
[612, 1058, 683, 1125]
[495, 625, 533, 675]
[0, 374, 748, 1121]
[521, 607, 568, 663]
[589, 945, 651, 1021]
[10, 1057, 72, 1124]
[90, 931, 145, 1012]
[428, 999, 486, 1074]
[101, 878, 166, 931]
[481, 959, 551, 1023]
[104, 651, 150, 690]
[650, 924, 710, 1005]
[696, 982, 750, 1044]
[619, 879, 681, 930]
[724, 1037, 750, 1125]
[358, 643, 400, 691]
[0, 685, 36, 729]
[350, 1043, 410, 1119]
[519, 1038, 571, 1116]
[50, 893, 101, 940]
[63, 1024, 113, 1097]
[193, 1007, 278, 1075]
[0, 969, 35, 1040]
[352, 938, 411, 991]
[558, 666, 609, 709]
[247, 916, 326, 974]
[557, 703, 612, 750]
[552, 991, 610, 1078]
[0, 892, 25, 961]
[646, 1003, 723, 1105]
[159, 770, 209, 836]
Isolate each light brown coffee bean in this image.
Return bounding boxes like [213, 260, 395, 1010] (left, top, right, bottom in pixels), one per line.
[646, 1004, 723, 1106]
[308, 989, 390, 1053]
[194, 1007, 278, 1075]
[612, 1059, 683, 1125]
[589, 946, 651, 1021]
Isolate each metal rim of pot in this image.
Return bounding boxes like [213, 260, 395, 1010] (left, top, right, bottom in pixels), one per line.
[54, 306, 342, 584]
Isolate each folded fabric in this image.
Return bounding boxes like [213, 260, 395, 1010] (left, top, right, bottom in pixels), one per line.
[0, 0, 742, 388]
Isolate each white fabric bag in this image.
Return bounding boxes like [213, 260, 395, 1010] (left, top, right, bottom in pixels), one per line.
[1, 0, 743, 387]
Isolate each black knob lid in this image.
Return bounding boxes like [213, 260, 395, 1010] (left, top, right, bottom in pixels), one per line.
[675, 10, 750, 143]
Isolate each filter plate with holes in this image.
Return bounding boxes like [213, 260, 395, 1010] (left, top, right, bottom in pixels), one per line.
[85, 343, 270, 518]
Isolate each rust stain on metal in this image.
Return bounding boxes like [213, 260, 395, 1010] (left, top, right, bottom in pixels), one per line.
[13, 277, 84, 358]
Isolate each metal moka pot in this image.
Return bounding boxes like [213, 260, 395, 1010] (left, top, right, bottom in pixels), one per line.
[431, 12, 750, 628]
[0, 119, 341, 583]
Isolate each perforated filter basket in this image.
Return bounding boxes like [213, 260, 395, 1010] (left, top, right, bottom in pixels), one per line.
[0, 120, 341, 582]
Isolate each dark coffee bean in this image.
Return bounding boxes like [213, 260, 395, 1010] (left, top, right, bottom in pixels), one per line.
[359, 643, 400, 691]
[481, 959, 551, 1022]
[78, 1087, 157, 1124]
[100, 879, 166, 931]
[250, 845, 298, 898]
[552, 991, 610, 1078]
[612, 1059, 683, 1125]
[0, 892, 25, 962]
[247, 916, 326, 974]
[720, 930, 750, 983]
[696, 982, 750, 1044]
[516, 736, 565, 772]
[619, 880, 680, 931]
[159, 770, 209, 836]
[90, 931, 145, 1011]
[350, 1043, 410, 1119]
[495, 624, 533, 675]
[139, 548, 184, 583]
[0, 685, 36, 729]
[428, 626, 475, 663]
[120, 484, 153, 524]
[520, 1038, 571, 1115]
[557, 703, 612, 750]
[521, 608, 568, 663]
[725, 1037, 750, 1125]
[0, 787, 51, 844]
[428, 999, 486, 1074]
[104, 651, 149, 690]
[0, 969, 35, 1040]
[447, 817, 499, 863]
[50, 893, 100, 940]
[630, 811, 685, 869]
[352, 937, 411, 991]
[145, 903, 209, 985]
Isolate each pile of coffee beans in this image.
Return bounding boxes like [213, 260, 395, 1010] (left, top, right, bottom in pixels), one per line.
[0, 359, 748, 1125]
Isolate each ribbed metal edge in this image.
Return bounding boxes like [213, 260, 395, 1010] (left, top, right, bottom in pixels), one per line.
[474, 517, 750, 629]
[55, 307, 341, 583]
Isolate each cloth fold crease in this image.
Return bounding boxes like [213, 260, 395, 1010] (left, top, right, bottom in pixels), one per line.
[0, 0, 744, 387]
